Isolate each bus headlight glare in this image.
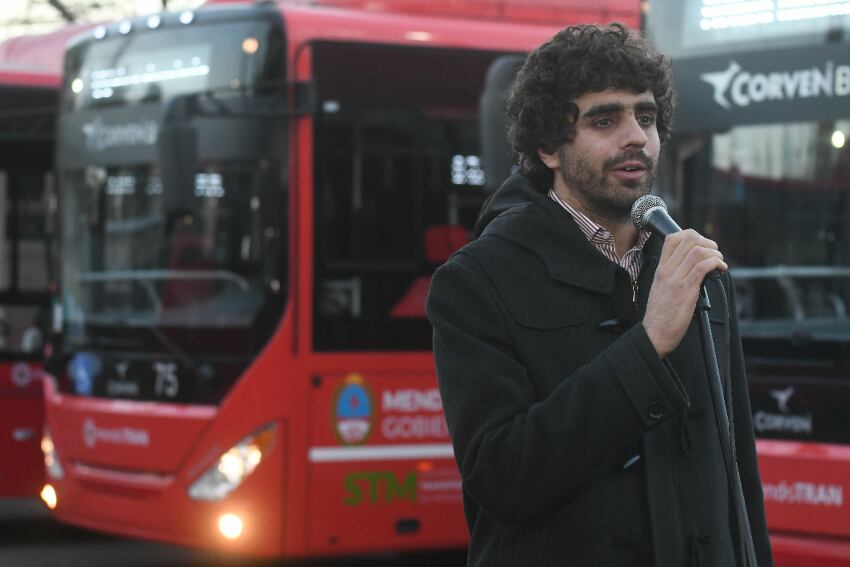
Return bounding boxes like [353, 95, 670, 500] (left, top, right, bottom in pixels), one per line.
[188, 423, 275, 501]
[41, 484, 58, 510]
[41, 430, 64, 480]
[218, 449, 246, 482]
[218, 513, 243, 539]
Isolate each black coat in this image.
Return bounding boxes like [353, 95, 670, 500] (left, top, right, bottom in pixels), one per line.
[427, 174, 773, 567]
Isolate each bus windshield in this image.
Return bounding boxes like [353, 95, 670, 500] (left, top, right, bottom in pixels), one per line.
[685, 120, 850, 343]
[56, 8, 287, 402]
[61, 162, 278, 330]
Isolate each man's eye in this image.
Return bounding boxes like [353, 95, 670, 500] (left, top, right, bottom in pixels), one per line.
[594, 118, 612, 128]
[638, 114, 656, 125]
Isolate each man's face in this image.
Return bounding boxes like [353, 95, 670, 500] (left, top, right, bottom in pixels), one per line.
[543, 89, 661, 222]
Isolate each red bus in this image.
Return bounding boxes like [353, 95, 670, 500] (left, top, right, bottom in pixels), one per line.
[0, 59, 60, 497]
[644, 2, 850, 565]
[42, 0, 640, 557]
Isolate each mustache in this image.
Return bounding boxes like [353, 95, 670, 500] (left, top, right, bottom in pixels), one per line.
[604, 152, 655, 170]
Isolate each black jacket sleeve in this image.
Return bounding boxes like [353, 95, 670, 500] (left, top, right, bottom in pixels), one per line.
[427, 252, 690, 524]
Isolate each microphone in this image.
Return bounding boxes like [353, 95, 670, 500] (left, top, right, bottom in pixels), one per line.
[630, 194, 680, 236]
[631, 195, 722, 282]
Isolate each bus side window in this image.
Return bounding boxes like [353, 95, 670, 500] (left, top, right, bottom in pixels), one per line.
[0, 167, 52, 357]
[389, 225, 469, 319]
[311, 42, 494, 351]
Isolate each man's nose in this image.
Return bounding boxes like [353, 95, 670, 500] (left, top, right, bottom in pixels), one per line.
[621, 116, 648, 148]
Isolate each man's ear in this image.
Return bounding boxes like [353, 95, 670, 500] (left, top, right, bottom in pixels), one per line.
[538, 148, 560, 170]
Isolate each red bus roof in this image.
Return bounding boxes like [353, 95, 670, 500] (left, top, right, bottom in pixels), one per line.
[0, 0, 639, 85]
[277, 0, 637, 25]
[0, 67, 60, 88]
[271, 0, 639, 53]
[203, 0, 639, 50]
[0, 22, 97, 78]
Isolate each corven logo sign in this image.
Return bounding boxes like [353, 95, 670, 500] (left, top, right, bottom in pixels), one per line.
[81, 118, 159, 152]
[701, 60, 850, 109]
[754, 386, 813, 435]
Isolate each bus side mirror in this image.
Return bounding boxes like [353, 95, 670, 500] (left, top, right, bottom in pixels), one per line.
[479, 55, 525, 192]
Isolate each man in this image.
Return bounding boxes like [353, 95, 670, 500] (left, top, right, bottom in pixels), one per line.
[427, 24, 773, 566]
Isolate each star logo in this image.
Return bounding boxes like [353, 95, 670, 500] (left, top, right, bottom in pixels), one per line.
[770, 386, 794, 414]
[700, 61, 742, 110]
[115, 360, 129, 380]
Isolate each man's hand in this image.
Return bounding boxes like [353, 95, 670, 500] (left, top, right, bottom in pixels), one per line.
[642, 229, 727, 358]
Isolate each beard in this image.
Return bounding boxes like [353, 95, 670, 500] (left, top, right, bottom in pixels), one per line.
[559, 147, 657, 224]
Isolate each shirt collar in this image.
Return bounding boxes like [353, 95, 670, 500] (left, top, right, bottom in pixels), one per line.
[548, 189, 650, 254]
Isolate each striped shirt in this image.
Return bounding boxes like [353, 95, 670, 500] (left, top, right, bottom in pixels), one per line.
[548, 189, 650, 282]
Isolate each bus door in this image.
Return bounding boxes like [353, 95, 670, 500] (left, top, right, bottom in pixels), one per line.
[0, 81, 58, 497]
[306, 41, 508, 554]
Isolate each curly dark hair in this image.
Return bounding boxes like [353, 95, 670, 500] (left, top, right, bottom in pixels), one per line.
[505, 23, 675, 187]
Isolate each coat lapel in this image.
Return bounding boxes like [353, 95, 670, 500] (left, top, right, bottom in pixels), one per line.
[479, 185, 620, 294]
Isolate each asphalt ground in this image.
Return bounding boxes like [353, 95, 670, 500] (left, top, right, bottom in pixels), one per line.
[0, 499, 467, 567]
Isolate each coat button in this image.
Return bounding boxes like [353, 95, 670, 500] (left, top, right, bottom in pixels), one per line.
[648, 402, 665, 420]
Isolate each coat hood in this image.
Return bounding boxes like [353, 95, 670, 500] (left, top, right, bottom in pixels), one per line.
[474, 172, 548, 237]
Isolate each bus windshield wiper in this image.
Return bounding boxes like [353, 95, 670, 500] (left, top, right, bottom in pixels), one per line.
[140, 324, 212, 381]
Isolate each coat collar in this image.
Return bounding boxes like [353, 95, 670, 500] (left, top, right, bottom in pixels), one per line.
[478, 179, 662, 294]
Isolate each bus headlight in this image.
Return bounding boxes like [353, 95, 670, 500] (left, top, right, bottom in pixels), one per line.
[188, 423, 275, 501]
[218, 513, 244, 539]
[41, 484, 58, 510]
[41, 430, 64, 480]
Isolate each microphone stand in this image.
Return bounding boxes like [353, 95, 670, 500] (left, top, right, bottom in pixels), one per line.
[632, 197, 761, 565]
[696, 282, 759, 567]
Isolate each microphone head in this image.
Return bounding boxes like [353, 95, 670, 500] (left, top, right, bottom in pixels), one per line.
[631, 194, 667, 230]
